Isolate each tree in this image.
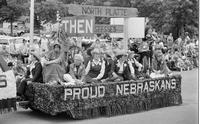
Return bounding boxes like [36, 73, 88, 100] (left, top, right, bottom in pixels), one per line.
[0, 0, 7, 7]
[133, 0, 198, 39]
[0, 0, 22, 36]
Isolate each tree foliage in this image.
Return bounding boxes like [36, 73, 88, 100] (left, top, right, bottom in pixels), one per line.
[134, 0, 198, 38]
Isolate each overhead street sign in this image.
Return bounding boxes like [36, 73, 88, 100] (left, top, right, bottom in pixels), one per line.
[66, 4, 138, 17]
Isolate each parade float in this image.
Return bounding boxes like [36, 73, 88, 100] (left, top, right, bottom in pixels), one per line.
[19, 4, 182, 119]
[25, 75, 182, 119]
[0, 4, 183, 118]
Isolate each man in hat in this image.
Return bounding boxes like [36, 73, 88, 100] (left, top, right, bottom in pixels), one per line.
[17, 51, 43, 100]
[112, 50, 136, 81]
[63, 54, 86, 85]
[127, 51, 150, 79]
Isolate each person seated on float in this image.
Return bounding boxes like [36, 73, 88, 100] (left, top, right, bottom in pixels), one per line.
[90, 39, 102, 49]
[17, 51, 43, 100]
[63, 54, 85, 85]
[42, 41, 65, 85]
[68, 45, 82, 65]
[101, 51, 115, 82]
[85, 48, 106, 83]
[127, 51, 150, 79]
[150, 49, 172, 78]
[12, 59, 28, 88]
[112, 51, 136, 81]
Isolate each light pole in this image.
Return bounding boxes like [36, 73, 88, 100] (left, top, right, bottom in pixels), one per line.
[30, 0, 34, 46]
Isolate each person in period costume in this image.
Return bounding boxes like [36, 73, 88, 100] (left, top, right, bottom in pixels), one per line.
[112, 50, 137, 81]
[127, 51, 150, 79]
[90, 39, 102, 49]
[150, 49, 172, 78]
[138, 39, 151, 73]
[101, 51, 115, 82]
[42, 41, 65, 84]
[85, 48, 106, 83]
[17, 52, 43, 100]
[63, 54, 86, 85]
[68, 45, 82, 65]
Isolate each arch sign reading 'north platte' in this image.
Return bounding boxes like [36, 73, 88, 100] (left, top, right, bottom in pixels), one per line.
[66, 4, 138, 18]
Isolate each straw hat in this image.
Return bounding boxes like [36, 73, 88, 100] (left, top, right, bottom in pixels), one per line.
[115, 50, 128, 59]
[30, 51, 40, 61]
[74, 54, 84, 62]
[91, 48, 101, 55]
[104, 49, 115, 59]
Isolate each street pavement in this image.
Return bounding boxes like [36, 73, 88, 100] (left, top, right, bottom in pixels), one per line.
[0, 69, 198, 124]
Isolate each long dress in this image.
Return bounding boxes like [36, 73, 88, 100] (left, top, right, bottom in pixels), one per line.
[43, 50, 65, 83]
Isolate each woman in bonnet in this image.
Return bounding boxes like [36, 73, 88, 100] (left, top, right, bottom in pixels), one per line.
[63, 54, 86, 85]
[42, 41, 65, 84]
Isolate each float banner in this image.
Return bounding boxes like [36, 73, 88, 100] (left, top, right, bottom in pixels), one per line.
[64, 78, 177, 100]
[95, 25, 123, 34]
[62, 16, 95, 36]
[26, 75, 182, 119]
[66, 4, 138, 17]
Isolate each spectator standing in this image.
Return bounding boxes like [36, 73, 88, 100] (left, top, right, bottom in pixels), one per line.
[167, 33, 174, 49]
[9, 40, 18, 58]
[19, 39, 29, 64]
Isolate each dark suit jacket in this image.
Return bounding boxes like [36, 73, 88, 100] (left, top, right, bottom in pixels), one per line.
[113, 60, 132, 81]
[27, 62, 43, 83]
[102, 58, 114, 79]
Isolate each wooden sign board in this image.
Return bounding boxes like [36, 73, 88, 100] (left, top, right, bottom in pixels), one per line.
[95, 24, 123, 34]
[110, 17, 145, 38]
[61, 16, 95, 36]
[66, 4, 138, 18]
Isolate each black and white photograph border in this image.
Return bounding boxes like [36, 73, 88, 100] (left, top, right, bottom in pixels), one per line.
[0, 0, 199, 124]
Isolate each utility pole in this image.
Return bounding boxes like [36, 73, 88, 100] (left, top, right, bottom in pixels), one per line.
[30, 0, 34, 46]
[56, 10, 61, 42]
